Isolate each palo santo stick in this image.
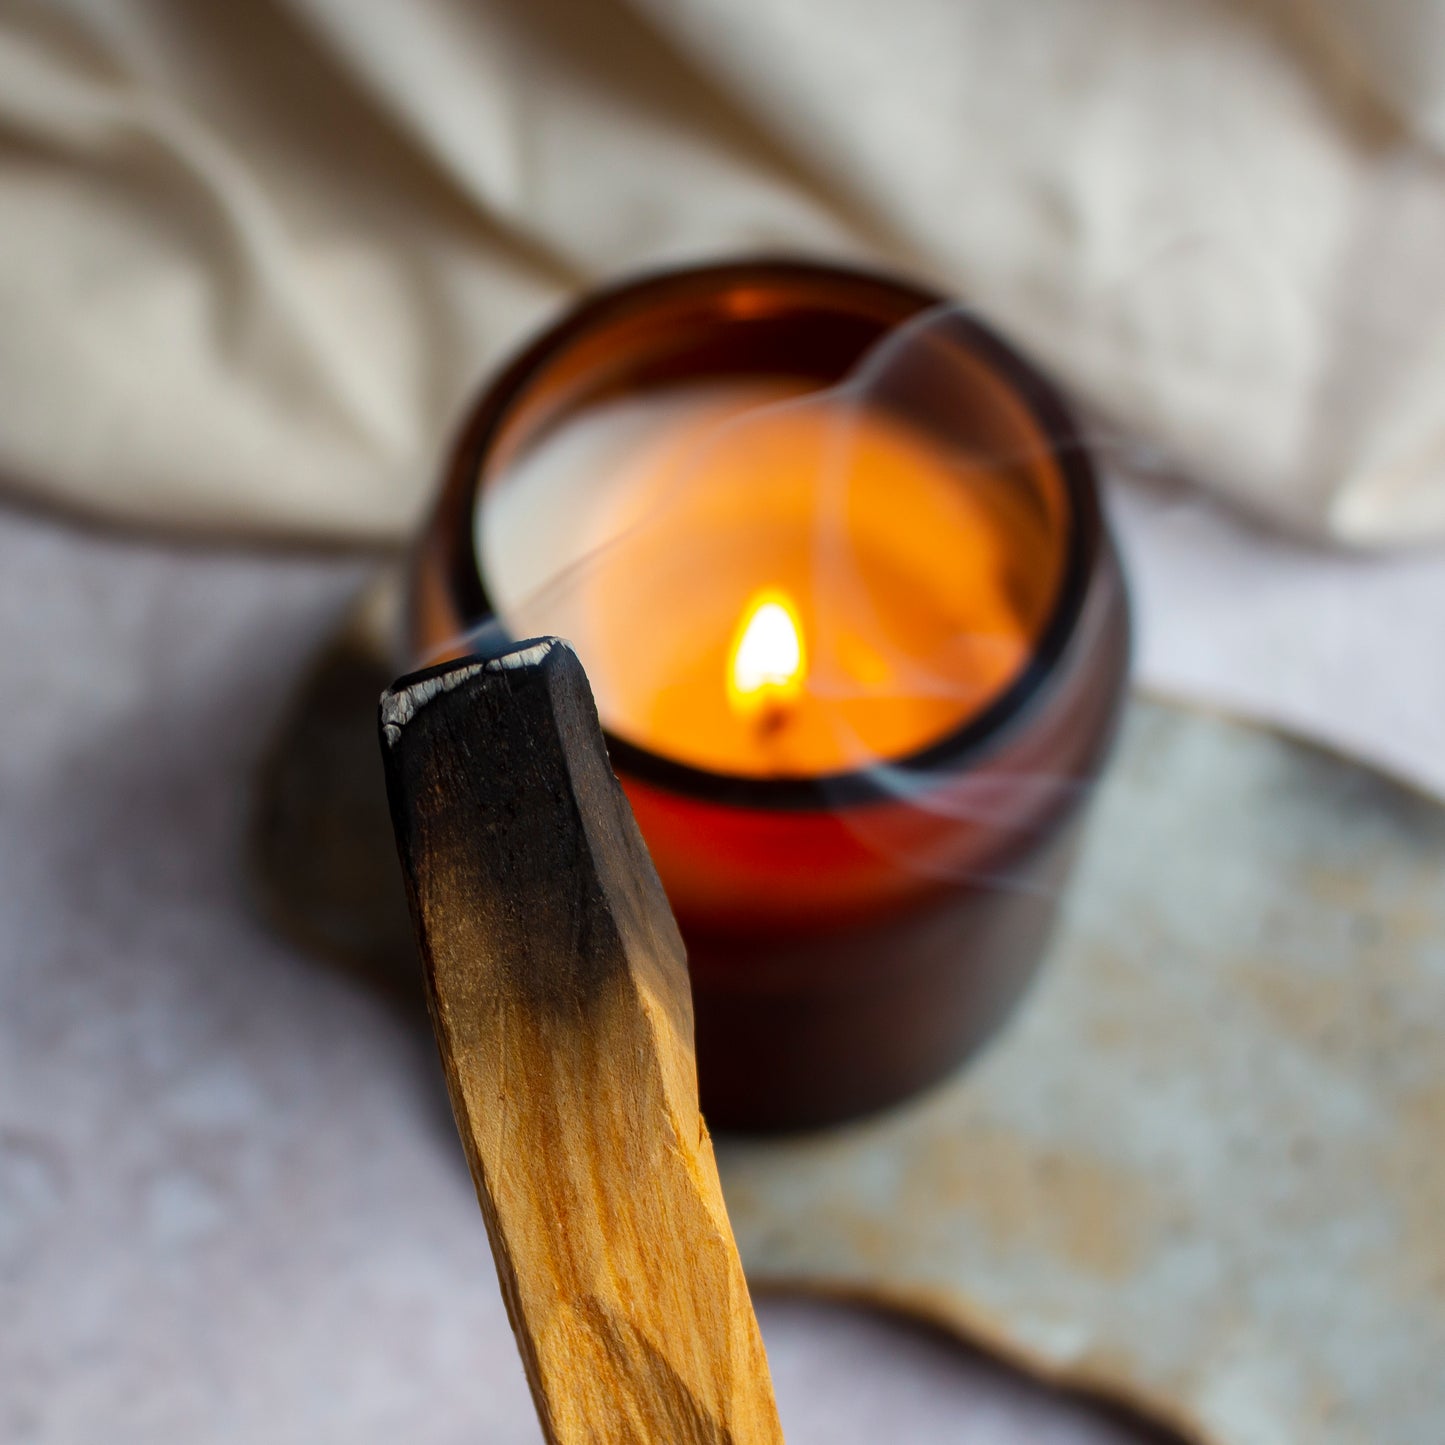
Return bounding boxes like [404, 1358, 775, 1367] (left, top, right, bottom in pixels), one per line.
[379, 639, 784, 1445]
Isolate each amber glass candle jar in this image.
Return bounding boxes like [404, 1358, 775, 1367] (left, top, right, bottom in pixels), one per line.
[408, 259, 1130, 1130]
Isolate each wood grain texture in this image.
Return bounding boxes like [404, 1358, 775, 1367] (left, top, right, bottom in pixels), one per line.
[379, 639, 783, 1445]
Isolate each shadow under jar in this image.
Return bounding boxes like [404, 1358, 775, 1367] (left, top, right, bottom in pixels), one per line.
[408, 258, 1131, 1131]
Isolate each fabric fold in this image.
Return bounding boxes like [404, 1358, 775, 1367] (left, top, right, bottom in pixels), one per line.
[1, 0, 1443, 544]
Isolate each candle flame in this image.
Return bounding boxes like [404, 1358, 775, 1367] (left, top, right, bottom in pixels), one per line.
[728, 589, 806, 717]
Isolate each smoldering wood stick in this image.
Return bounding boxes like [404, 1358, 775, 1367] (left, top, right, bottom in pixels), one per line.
[379, 639, 784, 1445]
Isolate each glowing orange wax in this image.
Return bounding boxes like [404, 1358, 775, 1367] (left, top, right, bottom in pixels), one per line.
[479, 381, 1065, 778]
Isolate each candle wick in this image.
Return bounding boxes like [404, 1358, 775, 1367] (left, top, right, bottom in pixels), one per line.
[755, 702, 791, 743]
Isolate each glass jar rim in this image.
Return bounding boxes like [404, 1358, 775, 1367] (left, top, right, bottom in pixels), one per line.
[434, 256, 1104, 811]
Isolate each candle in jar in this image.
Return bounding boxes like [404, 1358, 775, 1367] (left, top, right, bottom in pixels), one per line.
[478, 380, 1067, 781]
[411, 258, 1130, 1128]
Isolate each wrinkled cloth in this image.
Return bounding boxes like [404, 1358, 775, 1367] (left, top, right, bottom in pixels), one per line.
[2, 0, 1445, 544]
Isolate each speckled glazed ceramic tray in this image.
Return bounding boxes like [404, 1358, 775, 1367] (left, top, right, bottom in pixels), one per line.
[255, 586, 1445, 1445]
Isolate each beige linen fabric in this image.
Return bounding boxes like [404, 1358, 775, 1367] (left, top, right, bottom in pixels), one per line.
[2, 0, 1444, 544]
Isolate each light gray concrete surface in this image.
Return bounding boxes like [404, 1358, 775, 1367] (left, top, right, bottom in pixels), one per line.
[0, 506, 1158, 1444]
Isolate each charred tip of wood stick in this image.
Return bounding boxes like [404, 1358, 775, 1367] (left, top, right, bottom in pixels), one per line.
[379, 637, 561, 746]
[377, 634, 686, 1019]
